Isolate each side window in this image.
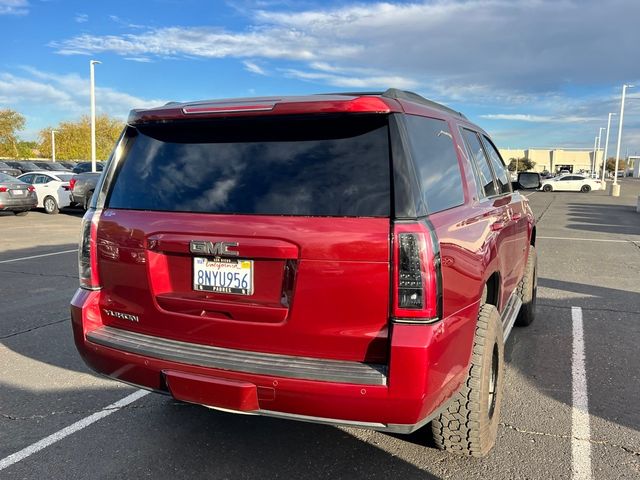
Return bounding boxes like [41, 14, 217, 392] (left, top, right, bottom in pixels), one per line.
[461, 129, 497, 197]
[482, 136, 511, 194]
[20, 174, 34, 184]
[35, 175, 50, 184]
[403, 115, 465, 213]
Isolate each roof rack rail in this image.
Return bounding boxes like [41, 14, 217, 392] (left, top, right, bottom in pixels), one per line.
[381, 88, 467, 119]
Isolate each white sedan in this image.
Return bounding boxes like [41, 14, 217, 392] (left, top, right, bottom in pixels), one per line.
[540, 174, 602, 193]
[17, 171, 74, 214]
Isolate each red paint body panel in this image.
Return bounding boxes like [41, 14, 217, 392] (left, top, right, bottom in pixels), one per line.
[94, 210, 391, 363]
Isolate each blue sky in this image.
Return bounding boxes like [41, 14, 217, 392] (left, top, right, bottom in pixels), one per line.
[1, 0, 639, 154]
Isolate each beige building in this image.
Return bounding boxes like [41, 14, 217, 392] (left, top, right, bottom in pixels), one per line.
[498, 147, 604, 174]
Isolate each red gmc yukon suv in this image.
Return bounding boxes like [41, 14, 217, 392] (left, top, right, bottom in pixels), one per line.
[71, 89, 539, 457]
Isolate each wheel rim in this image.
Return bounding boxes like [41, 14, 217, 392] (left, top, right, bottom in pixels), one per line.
[488, 344, 499, 419]
[45, 198, 55, 212]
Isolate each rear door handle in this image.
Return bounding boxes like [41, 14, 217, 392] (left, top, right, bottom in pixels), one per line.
[511, 213, 522, 221]
[491, 222, 506, 231]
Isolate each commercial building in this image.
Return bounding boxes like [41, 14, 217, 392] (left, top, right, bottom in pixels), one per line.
[498, 148, 604, 174]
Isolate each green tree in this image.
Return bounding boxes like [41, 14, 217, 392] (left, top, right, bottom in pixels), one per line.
[38, 115, 124, 161]
[16, 141, 38, 159]
[507, 157, 536, 172]
[605, 157, 627, 172]
[0, 108, 26, 158]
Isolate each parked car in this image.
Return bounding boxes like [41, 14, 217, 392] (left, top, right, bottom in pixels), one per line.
[71, 89, 539, 458]
[557, 169, 571, 175]
[17, 171, 74, 214]
[70, 171, 101, 209]
[59, 161, 78, 170]
[0, 172, 37, 215]
[72, 162, 104, 174]
[540, 174, 601, 192]
[33, 161, 72, 173]
[0, 161, 21, 177]
[4, 161, 41, 174]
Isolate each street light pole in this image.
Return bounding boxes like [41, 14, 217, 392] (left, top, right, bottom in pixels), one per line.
[51, 130, 57, 163]
[612, 83, 634, 195]
[601, 113, 616, 187]
[90, 60, 101, 173]
[596, 127, 605, 176]
[592, 136, 598, 174]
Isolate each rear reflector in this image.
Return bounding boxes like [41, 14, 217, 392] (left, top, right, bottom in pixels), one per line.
[392, 222, 441, 322]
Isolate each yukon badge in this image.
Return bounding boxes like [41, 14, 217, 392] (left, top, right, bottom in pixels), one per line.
[190, 240, 239, 257]
[103, 309, 140, 323]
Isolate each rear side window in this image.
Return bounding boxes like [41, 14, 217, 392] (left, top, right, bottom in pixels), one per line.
[404, 115, 464, 213]
[461, 129, 497, 197]
[107, 115, 390, 217]
[482, 136, 511, 194]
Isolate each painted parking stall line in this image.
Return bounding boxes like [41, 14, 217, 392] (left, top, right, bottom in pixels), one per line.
[571, 306, 592, 480]
[0, 389, 150, 472]
[0, 249, 78, 264]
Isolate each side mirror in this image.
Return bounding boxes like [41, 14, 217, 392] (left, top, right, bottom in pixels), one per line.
[513, 172, 541, 190]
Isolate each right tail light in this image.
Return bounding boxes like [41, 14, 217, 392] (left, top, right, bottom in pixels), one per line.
[392, 222, 442, 323]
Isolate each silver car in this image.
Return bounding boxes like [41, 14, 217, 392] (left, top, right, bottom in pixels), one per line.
[0, 172, 37, 215]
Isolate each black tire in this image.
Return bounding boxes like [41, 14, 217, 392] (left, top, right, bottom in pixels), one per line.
[580, 184, 591, 193]
[515, 246, 537, 326]
[13, 210, 29, 216]
[432, 304, 504, 457]
[84, 190, 94, 210]
[542, 184, 553, 192]
[43, 196, 59, 215]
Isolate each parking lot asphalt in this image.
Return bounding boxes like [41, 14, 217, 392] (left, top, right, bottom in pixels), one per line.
[1, 180, 639, 479]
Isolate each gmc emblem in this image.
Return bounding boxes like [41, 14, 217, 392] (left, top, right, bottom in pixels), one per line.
[190, 240, 239, 257]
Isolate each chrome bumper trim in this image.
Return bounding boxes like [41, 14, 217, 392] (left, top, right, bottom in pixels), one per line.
[87, 326, 387, 386]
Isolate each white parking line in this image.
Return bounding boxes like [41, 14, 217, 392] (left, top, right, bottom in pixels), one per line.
[0, 389, 149, 472]
[571, 306, 592, 480]
[538, 236, 630, 243]
[0, 249, 78, 264]
[524, 191, 538, 197]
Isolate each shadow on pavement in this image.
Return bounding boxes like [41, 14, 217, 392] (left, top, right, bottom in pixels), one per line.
[565, 203, 640, 236]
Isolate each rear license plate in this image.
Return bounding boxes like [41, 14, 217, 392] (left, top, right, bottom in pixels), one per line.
[193, 257, 253, 295]
[11, 190, 24, 196]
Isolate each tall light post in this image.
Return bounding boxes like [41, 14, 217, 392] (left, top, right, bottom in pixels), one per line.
[51, 130, 57, 163]
[90, 60, 101, 173]
[601, 113, 616, 187]
[596, 127, 605, 176]
[592, 136, 598, 174]
[611, 84, 634, 196]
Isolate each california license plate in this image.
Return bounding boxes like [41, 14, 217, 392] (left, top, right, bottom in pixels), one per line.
[193, 257, 253, 295]
[11, 189, 24, 195]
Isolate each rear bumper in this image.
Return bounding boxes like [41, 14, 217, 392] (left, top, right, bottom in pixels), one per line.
[71, 289, 475, 433]
[0, 195, 37, 210]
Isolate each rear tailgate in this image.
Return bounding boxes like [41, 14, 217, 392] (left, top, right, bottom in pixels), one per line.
[95, 113, 392, 364]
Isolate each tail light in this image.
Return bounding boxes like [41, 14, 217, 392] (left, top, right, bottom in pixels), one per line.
[0, 187, 7, 192]
[69, 178, 76, 190]
[28, 186, 35, 192]
[78, 208, 101, 290]
[392, 222, 442, 323]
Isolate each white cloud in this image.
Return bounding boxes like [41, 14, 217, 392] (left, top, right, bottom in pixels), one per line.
[0, 0, 28, 15]
[480, 114, 600, 123]
[243, 61, 267, 75]
[0, 67, 166, 120]
[75, 13, 88, 23]
[49, 1, 640, 100]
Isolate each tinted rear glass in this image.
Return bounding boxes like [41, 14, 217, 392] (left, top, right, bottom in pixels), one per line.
[108, 115, 391, 217]
[56, 174, 74, 181]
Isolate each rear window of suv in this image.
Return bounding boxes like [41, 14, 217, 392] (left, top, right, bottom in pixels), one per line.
[107, 115, 391, 217]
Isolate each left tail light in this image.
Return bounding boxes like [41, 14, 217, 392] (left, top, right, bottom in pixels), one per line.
[69, 178, 76, 190]
[78, 208, 101, 290]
